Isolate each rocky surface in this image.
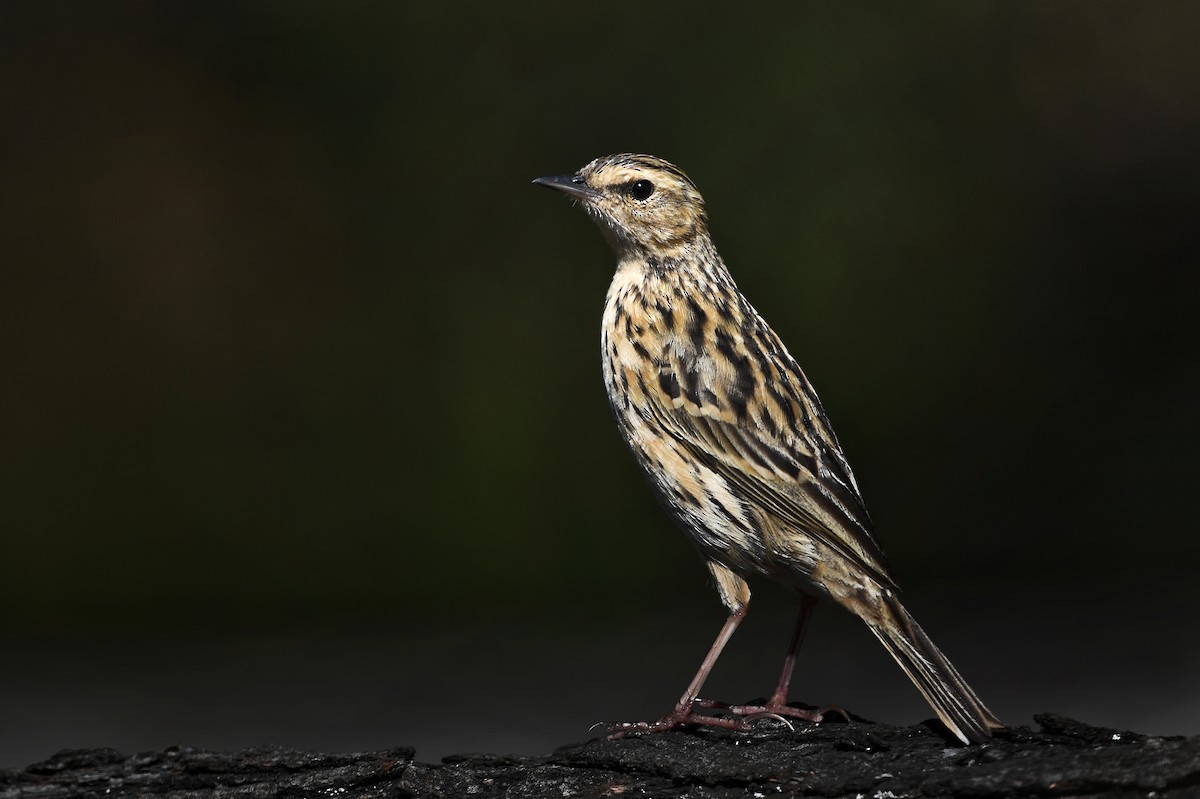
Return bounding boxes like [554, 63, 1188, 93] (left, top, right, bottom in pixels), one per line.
[2, 714, 1197, 798]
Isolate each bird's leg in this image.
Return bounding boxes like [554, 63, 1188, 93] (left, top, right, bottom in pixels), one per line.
[702, 592, 842, 724]
[768, 591, 817, 708]
[608, 604, 753, 736]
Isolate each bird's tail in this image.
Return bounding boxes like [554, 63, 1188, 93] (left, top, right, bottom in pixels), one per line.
[861, 588, 1003, 745]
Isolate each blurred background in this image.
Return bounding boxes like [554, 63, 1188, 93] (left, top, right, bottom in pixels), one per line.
[2, 1, 1198, 768]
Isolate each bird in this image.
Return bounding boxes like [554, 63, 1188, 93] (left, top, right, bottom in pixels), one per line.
[531, 153, 1003, 745]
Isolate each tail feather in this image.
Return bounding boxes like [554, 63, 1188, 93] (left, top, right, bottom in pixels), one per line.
[864, 589, 1003, 745]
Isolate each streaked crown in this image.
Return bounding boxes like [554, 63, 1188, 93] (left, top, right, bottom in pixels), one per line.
[564, 154, 710, 258]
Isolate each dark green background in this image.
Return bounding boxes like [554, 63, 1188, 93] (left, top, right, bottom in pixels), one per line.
[2, 1, 1197, 766]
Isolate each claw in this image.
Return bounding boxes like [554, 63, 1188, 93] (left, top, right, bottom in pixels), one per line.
[742, 712, 795, 730]
[815, 704, 851, 723]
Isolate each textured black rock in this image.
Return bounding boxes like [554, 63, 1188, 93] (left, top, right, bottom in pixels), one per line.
[3, 714, 1197, 798]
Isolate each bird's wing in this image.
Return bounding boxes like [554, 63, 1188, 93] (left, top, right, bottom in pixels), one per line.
[645, 331, 895, 589]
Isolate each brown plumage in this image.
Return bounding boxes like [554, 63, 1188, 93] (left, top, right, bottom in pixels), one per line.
[533, 153, 1002, 744]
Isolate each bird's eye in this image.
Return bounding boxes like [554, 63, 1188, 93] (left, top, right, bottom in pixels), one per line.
[629, 180, 655, 201]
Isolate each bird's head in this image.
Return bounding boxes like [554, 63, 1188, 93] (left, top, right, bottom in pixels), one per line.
[533, 153, 709, 260]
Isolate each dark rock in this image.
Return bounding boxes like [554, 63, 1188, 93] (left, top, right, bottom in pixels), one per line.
[2, 716, 1197, 798]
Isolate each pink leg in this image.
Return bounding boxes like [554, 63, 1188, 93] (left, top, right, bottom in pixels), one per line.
[769, 592, 817, 706]
[608, 604, 754, 736]
[696, 593, 842, 724]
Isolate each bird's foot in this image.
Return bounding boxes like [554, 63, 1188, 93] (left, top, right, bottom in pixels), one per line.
[602, 699, 822, 739]
[604, 707, 753, 738]
[604, 716, 749, 738]
[694, 697, 848, 724]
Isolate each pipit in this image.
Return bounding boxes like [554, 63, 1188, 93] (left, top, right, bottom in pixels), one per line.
[533, 153, 1002, 745]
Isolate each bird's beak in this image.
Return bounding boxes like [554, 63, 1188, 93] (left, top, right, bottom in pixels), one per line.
[531, 173, 601, 201]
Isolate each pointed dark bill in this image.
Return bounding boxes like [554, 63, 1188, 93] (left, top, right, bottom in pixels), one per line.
[531, 174, 601, 200]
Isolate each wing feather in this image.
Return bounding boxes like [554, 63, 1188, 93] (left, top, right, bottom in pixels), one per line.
[648, 358, 895, 589]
